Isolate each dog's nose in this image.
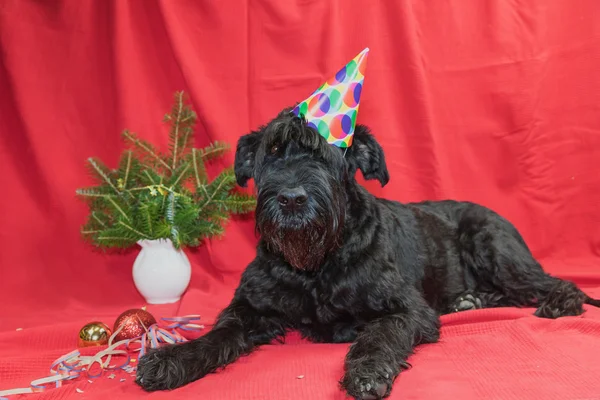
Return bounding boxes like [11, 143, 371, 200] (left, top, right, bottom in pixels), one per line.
[277, 187, 308, 210]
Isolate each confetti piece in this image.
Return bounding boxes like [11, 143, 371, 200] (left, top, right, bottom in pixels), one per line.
[131, 358, 136, 362]
[297, 375, 305, 379]
[108, 364, 115, 368]
[120, 378, 126, 382]
[141, 306, 147, 311]
[108, 374, 116, 379]
[88, 380, 93, 383]
[76, 388, 84, 393]
[16, 328, 23, 331]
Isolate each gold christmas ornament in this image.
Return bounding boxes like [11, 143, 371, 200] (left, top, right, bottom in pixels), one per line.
[78, 321, 112, 348]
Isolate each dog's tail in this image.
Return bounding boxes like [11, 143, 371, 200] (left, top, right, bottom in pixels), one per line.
[585, 295, 600, 308]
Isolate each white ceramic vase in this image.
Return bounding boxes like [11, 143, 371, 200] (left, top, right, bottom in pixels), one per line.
[132, 239, 191, 304]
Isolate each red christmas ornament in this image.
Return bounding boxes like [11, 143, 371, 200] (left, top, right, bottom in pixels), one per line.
[112, 308, 157, 342]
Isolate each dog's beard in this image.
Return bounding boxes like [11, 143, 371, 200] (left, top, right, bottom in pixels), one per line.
[256, 189, 345, 271]
[261, 218, 337, 271]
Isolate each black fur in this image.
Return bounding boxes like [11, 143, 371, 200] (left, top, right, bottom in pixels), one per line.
[136, 109, 600, 399]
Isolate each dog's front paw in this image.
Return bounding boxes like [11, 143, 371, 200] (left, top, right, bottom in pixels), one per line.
[341, 365, 394, 400]
[136, 345, 189, 391]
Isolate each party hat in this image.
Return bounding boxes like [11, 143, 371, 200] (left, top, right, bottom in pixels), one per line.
[292, 47, 369, 148]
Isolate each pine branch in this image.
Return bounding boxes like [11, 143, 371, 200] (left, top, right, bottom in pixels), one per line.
[213, 193, 256, 214]
[199, 141, 230, 161]
[152, 221, 173, 239]
[168, 161, 192, 187]
[116, 150, 136, 190]
[139, 169, 163, 186]
[189, 142, 230, 188]
[198, 168, 236, 210]
[76, 187, 117, 198]
[169, 92, 185, 170]
[201, 207, 229, 222]
[136, 201, 157, 237]
[160, 191, 168, 214]
[117, 221, 150, 239]
[86, 158, 120, 194]
[196, 220, 226, 239]
[76, 91, 255, 250]
[166, 91, 196, 170]
[91, 211, 108, 228]
[190, 149, 207, 186]
[95, 235, 138, 248]
[81, 229, 102, 235]
[107, 197, 131, 221]
[122, 130, 172, 172]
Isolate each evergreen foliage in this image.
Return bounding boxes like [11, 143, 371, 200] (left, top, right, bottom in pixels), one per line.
[76, 91, 255, 249]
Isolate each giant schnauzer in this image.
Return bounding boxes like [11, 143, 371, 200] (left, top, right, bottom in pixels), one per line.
[136, 109, 600, 399]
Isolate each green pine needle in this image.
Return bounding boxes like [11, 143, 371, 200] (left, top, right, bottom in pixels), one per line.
[168, 162, 193, 187]
[139, 169, 162, 186]
[86, 157, 120, 194]
[199, 141, 230, 161]
[199, 169, 236, 209]
[213, 193, 257, 214]
[116, 150, 139, 191]
[166, 91, 196, 170]
[190, 149, 207, 186]
[76, 187, 116, 198]
[122, 130, 172, 172]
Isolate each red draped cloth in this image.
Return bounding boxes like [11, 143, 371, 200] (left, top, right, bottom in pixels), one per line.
[1, 1, 599, 398]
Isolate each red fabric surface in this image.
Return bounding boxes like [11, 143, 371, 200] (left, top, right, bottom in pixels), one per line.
[1, 1, 600, 399]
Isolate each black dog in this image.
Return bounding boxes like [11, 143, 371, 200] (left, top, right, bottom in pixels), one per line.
[136, 109, 600, 399]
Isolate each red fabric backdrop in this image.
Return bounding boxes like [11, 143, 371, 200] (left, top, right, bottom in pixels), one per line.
[1, 1, 600, 399]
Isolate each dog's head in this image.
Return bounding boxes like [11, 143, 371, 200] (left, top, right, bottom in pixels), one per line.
[234, 108, 389, 270]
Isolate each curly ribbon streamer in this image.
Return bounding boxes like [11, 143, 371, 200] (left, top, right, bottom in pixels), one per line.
[0, 315, 203, 398]
[125, 314, 204, 358]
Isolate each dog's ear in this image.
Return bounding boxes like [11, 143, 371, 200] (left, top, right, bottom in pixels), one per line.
[345, 125, 390, 187]
[234, 130, 263, 187]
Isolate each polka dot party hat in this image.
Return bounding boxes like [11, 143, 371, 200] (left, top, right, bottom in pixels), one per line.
[292, 47, 369, 148]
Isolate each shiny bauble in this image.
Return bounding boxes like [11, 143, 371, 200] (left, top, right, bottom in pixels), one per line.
[112, 308, 157, 342]
[78, 321, 112, 347]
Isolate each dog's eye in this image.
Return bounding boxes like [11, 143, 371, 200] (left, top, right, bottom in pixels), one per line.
[270, 144, 279, 154]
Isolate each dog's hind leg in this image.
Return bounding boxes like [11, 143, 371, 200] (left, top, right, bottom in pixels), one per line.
[340, 289, 440, 400]
[457, 206, 600, 318]
[461, 275, 600, 318]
